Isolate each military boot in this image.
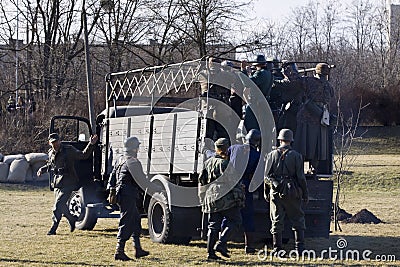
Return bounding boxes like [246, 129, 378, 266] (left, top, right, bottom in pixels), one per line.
[47, 222, 58, 235]
[271, 233, 285, 257]
[114, 240, 132, 261]
[133, 236, 149, 259]
[214, 227, 231, 258]
[294, 230, 305, 256]
[207, 231, 221, 260]
[244, 232, 256, 254]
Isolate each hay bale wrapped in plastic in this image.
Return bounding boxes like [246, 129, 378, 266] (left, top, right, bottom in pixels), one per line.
[25, 166, 34, 182]
[25, 153, 48, 164]
[7, 158, 29, 183]
[0, 162, 9, 182]
[3, 154, 25, 164]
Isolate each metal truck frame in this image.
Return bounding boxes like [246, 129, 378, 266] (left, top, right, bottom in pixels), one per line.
[49, 58, 333, 245]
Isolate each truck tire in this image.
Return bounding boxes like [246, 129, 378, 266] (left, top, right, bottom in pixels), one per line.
[68, 189, 98, 230]
[147, 192, 193, 245]
[148, 192, 171, 243]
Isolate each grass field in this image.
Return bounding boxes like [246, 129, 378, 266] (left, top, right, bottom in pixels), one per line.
[0, 126, 399, 266]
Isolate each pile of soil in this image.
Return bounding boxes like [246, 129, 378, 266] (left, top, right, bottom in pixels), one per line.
[344, 209, 382, 224]
[336, 208, 353, 221]
[331, 207, 352, 221]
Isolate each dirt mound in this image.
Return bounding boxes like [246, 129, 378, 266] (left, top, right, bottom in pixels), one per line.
[344, 209, 382, 224]
[337, 208, 352, 221]
[331, 207, 353, 221]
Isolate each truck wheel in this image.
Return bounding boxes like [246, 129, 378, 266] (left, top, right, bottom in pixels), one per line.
[68, 190, 98, 230]
[148, 192, 171, 243]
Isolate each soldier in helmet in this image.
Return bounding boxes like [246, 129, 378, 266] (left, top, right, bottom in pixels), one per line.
[37, 133, 98, 235]
[107, 137, 150, 261]
[264, 129, 309, 256]
[294, 62, 334, 175]
[227, 129, 264, 254]
[198, 138, 244, 260]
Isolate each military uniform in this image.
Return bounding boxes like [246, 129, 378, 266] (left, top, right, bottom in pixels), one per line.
[294, 74, 334, 171]
[198, 138, 244, 260]
[198, 64, 243, 141]
[39, 137, 95, 234]
[244, 56, 273, 131]
[264, 129, 308, 254]
[107, 137, 149, 260]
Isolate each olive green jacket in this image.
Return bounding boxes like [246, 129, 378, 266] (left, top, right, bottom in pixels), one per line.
[40, 143, 94, 188]
[198, 155, 244, 213]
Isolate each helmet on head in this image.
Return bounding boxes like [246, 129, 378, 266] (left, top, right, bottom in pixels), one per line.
[245, 129, 261, 147]
[315, 63, 330, 75]
[124, 137, 141, 152]
[277, 129, 294, 142]
[252, 54, 267, 66]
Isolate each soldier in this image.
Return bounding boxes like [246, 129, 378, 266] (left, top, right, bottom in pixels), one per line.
[294, 63, 334, 174]
[107, 137, 150, 261]
[264, 129, 309, 256]
[241, 55, 273, 131]
[228, 129, 264, 254]
[274, 62, 304, 136]
[198, 58, 235, 141]
[37, 132, 98, 235]
[198, 138, 244, 260]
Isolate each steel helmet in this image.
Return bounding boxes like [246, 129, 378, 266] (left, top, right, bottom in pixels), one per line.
[124, 136, 141, 152]
[277, 129, 294, 142]
[214, 137, 229, 148]
[245, 129, 261, 146]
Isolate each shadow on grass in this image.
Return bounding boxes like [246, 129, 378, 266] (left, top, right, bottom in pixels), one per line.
[0, 258, 105, 266]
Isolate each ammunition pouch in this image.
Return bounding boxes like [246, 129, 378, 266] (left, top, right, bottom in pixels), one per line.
[270, 176, 302, 200]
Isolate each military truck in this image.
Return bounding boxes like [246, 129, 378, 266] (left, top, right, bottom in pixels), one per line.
[48, 58, 333, 245]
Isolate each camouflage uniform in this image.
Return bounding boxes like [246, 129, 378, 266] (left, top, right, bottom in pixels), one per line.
[199, 144, 244, 259]
[39, 141, 95, 234]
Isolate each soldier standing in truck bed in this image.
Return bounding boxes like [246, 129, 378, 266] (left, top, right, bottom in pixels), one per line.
[107, 137, 150, 261]
[294, 63, 334, 175]
[241, 55, 273, 131]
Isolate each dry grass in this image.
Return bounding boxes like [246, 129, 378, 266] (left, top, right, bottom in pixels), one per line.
[0, 127, 399, 266]
[0, 183, 399, 267]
